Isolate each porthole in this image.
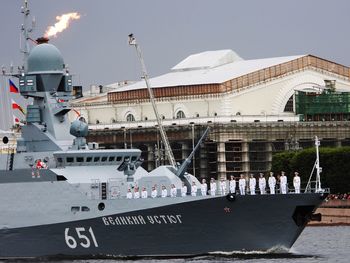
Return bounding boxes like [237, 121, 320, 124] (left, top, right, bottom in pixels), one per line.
[98, 202, 105, 211]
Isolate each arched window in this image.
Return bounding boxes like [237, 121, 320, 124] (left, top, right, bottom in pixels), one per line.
[126, 114, 135, 122]
[284, 95, 294, 112]
[176, 110, 186, 119]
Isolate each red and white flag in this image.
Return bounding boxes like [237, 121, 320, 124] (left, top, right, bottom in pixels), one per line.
[13, 115, 20, 124]
[11, 99, 26, 115]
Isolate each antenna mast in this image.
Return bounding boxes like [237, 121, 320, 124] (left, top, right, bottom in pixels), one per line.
[315, 136, 322, 192]
[305, 136, 323, 193]
[20, 0, 35, 71]
[128, 34, 176, 167]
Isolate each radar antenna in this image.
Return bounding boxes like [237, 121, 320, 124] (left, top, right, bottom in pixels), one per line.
[128, 34, 176, 167]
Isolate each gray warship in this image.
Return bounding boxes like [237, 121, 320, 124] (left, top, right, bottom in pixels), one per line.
[0, 2, 328, 260]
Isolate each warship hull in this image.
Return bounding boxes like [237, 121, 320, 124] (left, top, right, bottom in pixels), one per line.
[0, 193, 325, 259]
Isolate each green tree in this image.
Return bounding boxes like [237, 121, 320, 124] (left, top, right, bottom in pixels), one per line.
[272, 147, 350, 193]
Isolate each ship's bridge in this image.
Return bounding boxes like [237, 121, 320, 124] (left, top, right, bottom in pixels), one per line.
[53, 149, 141, 167]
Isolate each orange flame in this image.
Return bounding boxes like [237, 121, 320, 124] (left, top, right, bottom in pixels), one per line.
[44, 12, 81, 38]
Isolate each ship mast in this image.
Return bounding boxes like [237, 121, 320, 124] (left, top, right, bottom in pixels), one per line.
[305, 136, 323, 193]
[314, 136, 322, 192]
[20, 0, 35, 71]
[128, 34, 176, 167]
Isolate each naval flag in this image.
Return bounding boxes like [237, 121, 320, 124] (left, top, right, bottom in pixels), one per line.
[9, 79, 19, 93]
[13, 115, 20, 124]
[11, 99, 26, 115]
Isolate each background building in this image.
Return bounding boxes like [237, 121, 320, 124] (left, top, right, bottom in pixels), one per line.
[71, 50, 350, 179]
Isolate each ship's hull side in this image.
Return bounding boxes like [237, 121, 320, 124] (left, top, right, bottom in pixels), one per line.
[0, 193, 325, 258]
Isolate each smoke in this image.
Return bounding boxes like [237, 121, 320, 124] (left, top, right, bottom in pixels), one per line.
[44, 12, 81, 38]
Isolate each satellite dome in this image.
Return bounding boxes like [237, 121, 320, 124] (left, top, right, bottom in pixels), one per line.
[27, 43, 64, 74]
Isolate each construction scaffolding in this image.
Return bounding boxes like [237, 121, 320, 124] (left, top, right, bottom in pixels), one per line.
[296, 91, 350, 121]
[88, 121, 350, 179]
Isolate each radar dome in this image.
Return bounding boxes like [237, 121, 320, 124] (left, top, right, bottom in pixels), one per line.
[70, 120, 89, 138]
[27, 43, 64, 74]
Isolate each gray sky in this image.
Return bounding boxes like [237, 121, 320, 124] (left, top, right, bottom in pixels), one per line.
[1, 0, 350, 89]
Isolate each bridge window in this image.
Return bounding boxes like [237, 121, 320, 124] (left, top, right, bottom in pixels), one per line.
[101, 156, 108, 162]
[77, 157, 84, 162]
[108, 156, 115, 162]
[116, 156, 122, 162]
[86, 157, 92, 162]
[94, 157, 100, 162]
[67, 157, 74, 163]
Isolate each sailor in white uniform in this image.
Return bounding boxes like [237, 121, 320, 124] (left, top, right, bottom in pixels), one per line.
[268, 172, 276, 194]
[293, 172, 301, 194]
[191, 182, 197, 196]
[133, 187, 140, 199]
[201, 179, 207, 196]
[249, 174, 256, 195]
[181, 182, 187, 197]
[170, 184, 177, 197]
[151, 186, 158, 198]
[238, 174, 246, 195]
[126, 189, 133, 199]
[141, 187, 148, 199]
[210, 178, 217, 196]
[229, 176, 236, 194]
[161, 185, 168, 198]
[258, 173, 266, 194]
[219, 178, 227, 195]
[280, 171, 288, 194]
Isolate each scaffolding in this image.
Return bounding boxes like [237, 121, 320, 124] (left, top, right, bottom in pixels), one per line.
[88, 121, 350, 180]
[296, 91, 350, 121]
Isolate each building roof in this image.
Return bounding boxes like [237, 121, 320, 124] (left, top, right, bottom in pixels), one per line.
[112, 50, 304, 92]
[71, 49, 349, 106]
[171, 49, 243, 71]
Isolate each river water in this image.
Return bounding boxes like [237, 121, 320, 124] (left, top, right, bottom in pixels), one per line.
[3, 226, 349, 263]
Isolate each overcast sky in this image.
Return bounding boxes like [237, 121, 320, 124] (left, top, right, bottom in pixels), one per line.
[1, 0, 350, 89]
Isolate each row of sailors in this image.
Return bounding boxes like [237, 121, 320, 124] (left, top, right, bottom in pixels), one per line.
[236, 171, 301, 195]
[126, 171, 301, 199]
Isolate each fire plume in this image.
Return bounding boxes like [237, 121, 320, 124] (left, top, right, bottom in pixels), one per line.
[44, 12, 81, 38]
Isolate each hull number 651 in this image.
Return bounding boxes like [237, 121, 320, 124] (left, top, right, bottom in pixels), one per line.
[64, 227, 98, 249]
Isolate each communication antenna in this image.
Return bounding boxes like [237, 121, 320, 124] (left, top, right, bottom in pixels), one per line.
[20, 0, 35, 71]
[128, 34, 176, 167]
